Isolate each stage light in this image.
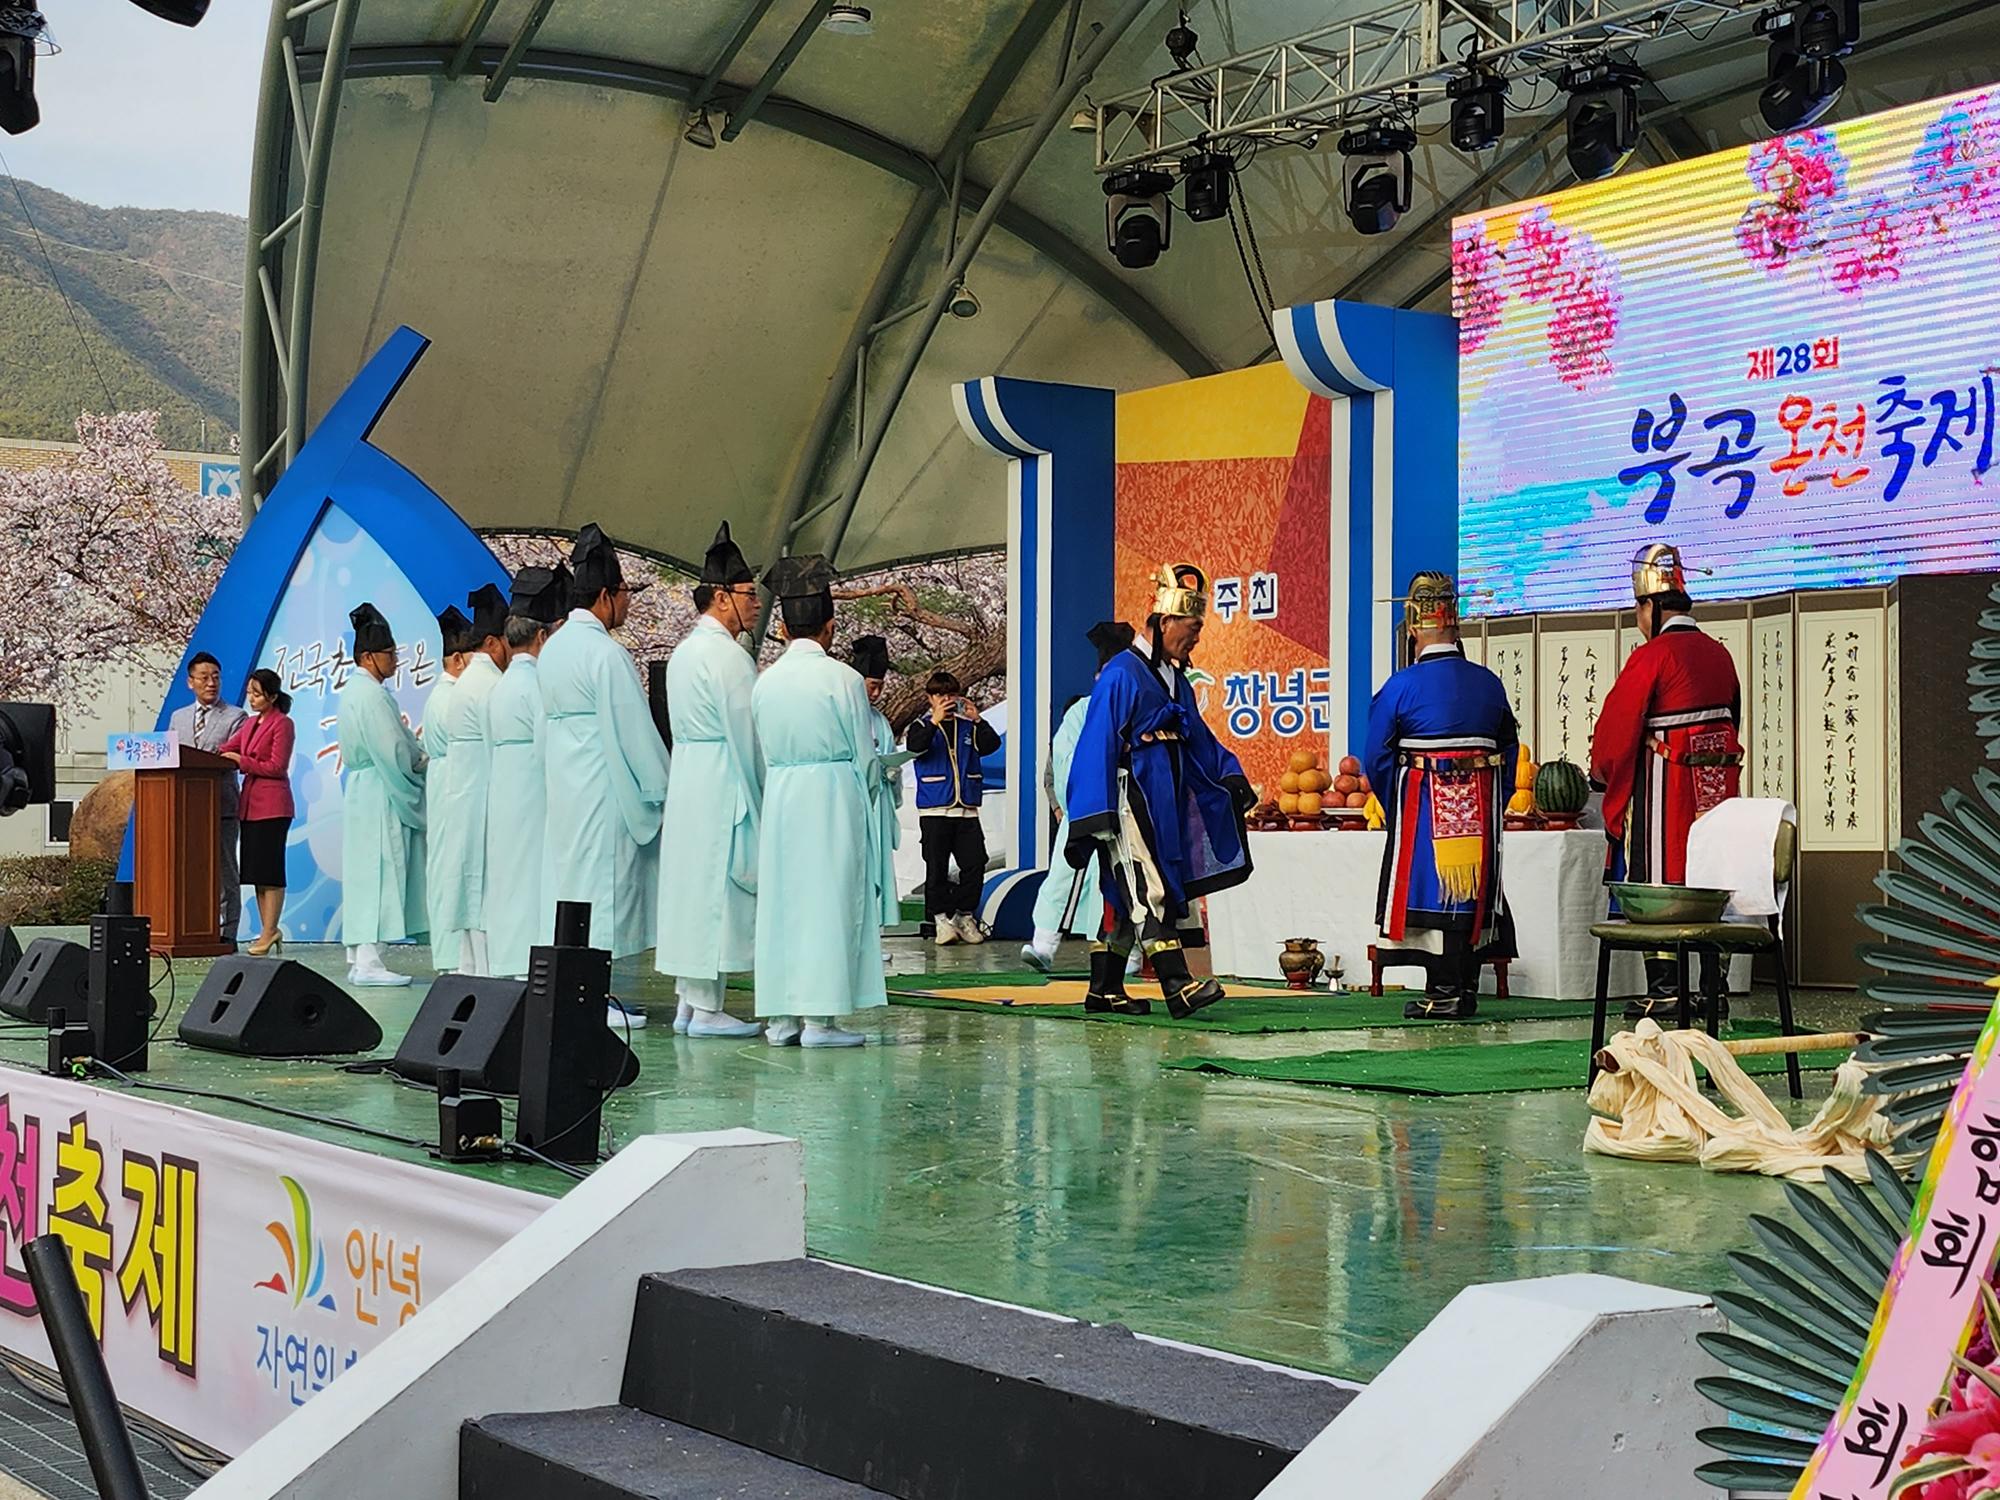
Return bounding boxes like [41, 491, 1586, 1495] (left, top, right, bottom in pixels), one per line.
[1337, 122, 1416, 236]
[1448, 67, 1506, 152]
[684, 107, 717, 148]
[1561, 60, 1645, 183]
[1070, 101, 1096, 133]
[0, 8, 45, 137]
[124, 0, 207, 22]
[1103, 167, 1174, 269]
[947, 281, 980, 319]
[1165, 14, 1198, 70]
[1755, 3, 1858, 133]
[1180, 151, 1231, 223]
[821, 2, 873, 35]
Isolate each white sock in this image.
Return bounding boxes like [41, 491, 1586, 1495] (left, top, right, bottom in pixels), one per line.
[1030, 929, 1058, 958]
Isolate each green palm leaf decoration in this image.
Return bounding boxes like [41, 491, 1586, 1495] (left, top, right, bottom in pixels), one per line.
[1694, 1149, 1913, 1493]
[1695, 583, 2000, 1493]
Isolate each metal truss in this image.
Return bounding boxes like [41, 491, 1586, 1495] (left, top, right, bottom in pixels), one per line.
[1093, 0, 1765, 171]
[239, 0, 362, 518]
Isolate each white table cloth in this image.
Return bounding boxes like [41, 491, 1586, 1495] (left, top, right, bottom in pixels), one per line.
[1205, 828, 1747, 1001]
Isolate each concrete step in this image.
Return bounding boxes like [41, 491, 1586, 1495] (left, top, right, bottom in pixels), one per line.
[620, 1257, 1350, 1500]
[462, 1406, 879, 1500]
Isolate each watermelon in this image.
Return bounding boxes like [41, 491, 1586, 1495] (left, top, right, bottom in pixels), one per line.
[1533, 758, 1589, 816]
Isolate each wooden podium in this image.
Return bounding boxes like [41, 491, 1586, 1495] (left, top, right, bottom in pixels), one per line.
[133, 745, 237, 958]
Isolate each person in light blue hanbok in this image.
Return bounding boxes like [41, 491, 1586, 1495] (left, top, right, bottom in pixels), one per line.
[422, 606, 470, 974]
[433, 583, 510, 976]
[539, 523, 669, 1029]
[1023, 621, 1133, 972]
[657, 523, 764, 1039]
[336, 603, 427, 987]
[849, 635, 902, 941]
[483, 564, 569, 981]
[751, 555, 885, 1048]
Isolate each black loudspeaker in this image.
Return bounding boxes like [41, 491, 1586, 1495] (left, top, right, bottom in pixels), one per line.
[0, 928, 22, 992]
[89, 912, 151, 1072]
[391, 976, 529, 1093]
[0, 938, 87, 1022]
[179, 958, 383, 1056]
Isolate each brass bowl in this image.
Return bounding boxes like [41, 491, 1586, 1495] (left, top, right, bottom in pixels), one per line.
[1609, 882, 1732, 923]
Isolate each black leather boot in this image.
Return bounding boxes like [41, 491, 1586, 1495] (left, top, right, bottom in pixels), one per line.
[1151, 944, 1225, 1020]
[1083, 947, 1150, 1017]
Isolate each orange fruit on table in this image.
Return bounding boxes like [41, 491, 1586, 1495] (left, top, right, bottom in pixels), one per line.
[1288, 749, 1316, 775]
[1280, 770, 1301, 794]
[1297, 791, 1322, 816]
[1278, 792, 1301, 816]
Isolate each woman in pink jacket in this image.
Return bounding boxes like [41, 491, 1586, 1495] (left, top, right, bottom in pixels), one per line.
[218, 668, 297, 955]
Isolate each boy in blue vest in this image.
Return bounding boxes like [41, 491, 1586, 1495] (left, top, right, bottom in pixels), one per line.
[905, 670, 1001, 945]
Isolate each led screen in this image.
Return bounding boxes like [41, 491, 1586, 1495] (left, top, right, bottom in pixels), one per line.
[1455, 83, 2000, 615]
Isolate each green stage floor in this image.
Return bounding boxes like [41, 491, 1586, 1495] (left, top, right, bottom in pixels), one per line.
[3, 929, 1874, 1384]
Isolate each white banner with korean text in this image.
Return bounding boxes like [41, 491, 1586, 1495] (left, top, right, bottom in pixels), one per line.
[0, 1064, 545, 1455]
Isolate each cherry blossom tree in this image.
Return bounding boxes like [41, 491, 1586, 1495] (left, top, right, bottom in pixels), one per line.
[0, 411, 241, 705]
[483, 532, 1007, 735]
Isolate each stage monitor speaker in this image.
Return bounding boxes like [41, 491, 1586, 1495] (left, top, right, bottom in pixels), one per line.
[0, 937, 87, 1022]
[179, 958, 383, 1056]
[391, 976, 529, 1093]
[0, 927, 21, 992]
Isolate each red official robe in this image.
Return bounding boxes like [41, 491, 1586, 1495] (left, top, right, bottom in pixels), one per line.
[1590, 616, 1742, 885]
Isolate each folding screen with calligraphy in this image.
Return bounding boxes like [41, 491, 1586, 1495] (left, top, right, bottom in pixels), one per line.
[1799, 607, 1886, 851]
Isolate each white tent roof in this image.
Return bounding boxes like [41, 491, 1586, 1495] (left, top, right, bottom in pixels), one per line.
[246, 0, 1997, 572]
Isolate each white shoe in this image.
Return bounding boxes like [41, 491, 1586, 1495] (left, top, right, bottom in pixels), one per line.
[765, 1018, 803, 1047]
[934, 916, 961, 946]
[687, 1010, 762, 1038]
[802, 1021, 866, 1048]
[674, 999, 693, 1035]
[348, 945, 412, 987]
[607, 999, 647, 1031]
[1021, 943, 1053, 973]
[960, 917, 989, 945]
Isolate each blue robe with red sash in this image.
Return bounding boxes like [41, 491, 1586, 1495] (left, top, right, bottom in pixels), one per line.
[1066, 645, 1252, 920]
[1364, 645, 1517, 947]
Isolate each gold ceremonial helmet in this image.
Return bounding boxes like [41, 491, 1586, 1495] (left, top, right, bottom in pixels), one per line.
[1631, 542, 1690, 601]
[1404, 570, 1459, 632]
[1152, 562, 1209, 619]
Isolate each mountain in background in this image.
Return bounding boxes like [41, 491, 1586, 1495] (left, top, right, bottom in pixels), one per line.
[0, 177, 242, 452]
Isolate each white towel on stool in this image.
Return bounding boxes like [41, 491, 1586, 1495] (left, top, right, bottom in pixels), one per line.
[1687, 797, 1797, 920]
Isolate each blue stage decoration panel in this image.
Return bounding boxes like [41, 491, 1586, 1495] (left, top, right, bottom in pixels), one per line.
[1456, 83, 2000, 615]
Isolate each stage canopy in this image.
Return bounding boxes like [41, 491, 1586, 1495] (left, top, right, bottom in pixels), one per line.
[244, 0, 1996, 573]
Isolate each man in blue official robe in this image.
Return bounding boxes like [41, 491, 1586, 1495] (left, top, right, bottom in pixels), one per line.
[433, 583, 510, 975]
[1064, 564, 1255, 1019]
[751, 555, 886, 1047]
[539, 523, 669, 1027]
[1024, 620, 1132, 972]
[336, 603, 427, 986]
[483, 564, 568, 981]
[656, 523, 764, 1039]
[1363, 571, 1518, 1020]
[423, 606, 470, 973]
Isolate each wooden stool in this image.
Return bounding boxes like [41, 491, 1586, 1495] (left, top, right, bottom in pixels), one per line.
[1368, 945, 1510, 998]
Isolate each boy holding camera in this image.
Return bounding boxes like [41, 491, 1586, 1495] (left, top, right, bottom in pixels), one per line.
[904, 670, 1001, 945]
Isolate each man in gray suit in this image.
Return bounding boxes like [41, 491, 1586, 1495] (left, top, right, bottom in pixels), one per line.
[168, 653, 248, 945]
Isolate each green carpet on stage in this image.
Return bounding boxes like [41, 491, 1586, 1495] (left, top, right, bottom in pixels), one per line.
[1161, 1020, 1852, 1095]
[884, 987, 1595, 1035]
